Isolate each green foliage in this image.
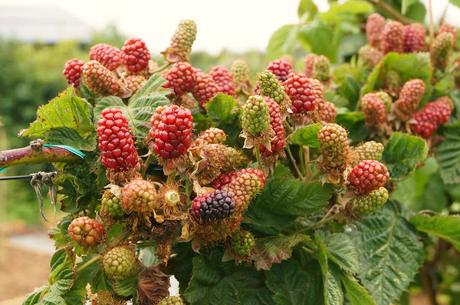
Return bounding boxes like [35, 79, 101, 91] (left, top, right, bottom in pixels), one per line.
[436, 126, 460, 184]
[382, 132, 428, 179]
[350, 202, 424, 305]
[289, 123, 322, 147]
[411, 214, 460, 251]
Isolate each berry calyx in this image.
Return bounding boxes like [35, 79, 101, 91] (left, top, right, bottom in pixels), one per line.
[365, 13, 385, 48]
[103, 246, 138, 279]
[266, 58, 293, 82]
[394, 79, 425, 121]
[347, 160, 389, 195]
[97, 108, 139, 171]
[209, 66, 236, 96]
[63, 59, 85, 87]
[148, 105, 193, 159]
[231, 230, 256, 258]
[351, 187, 389, 215]
[163, 62, 197, 96]
[68, 216, 105, 247]
[158, 296, 185, 305]
[89, 43, 123, 71]
[190, 190, 236, 223]
[122, 38, 151, 73]
[121, 178, 157, 213]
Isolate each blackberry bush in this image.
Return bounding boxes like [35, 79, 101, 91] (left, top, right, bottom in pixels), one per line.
[4, 5, 459, 305]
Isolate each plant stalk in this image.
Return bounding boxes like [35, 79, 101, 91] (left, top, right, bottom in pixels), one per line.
[0, 140, 79, 168]
[367, 0, 413, 24]
[286, 145, 304, 179]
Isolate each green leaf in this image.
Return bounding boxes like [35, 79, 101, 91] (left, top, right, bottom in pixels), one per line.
[266, 24, 299, 61]
[350, 202, 424, 305]
[252, 233, 311, 270]
[450, 0, 460, 8]
[321, 232, 359, 274]
[265, 260, 324, 305]
[19, 87, 96, 151]
[341, 274, 377, 305]
[382, 132, 428, 179]
[245, 178, 334, 234]
[436, 126, 460, 184]
[205, 94, 239, 125]
[391, 158, 448, 212]
[94, 74, 170, 145]
[361, 53, 432, 101]
[410, 214, 460, 251]
[320, 0, 373, 24]
[23, 287, 47, 305]
[315, 234, 344, 305]
[112, 276, 138, 297]
[298, 0, 318, 21]
[289, 123, 322, 147]
[184, 251, 274, 305]
[404, 1, 426, 23]
[402, 0, 418, 14]
[335, 112, 369, 143]
[298, 22, 339, 62]
[139, 245, 160, 267]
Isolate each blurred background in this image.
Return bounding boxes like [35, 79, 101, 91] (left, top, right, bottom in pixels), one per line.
[0, 0, 460, 304]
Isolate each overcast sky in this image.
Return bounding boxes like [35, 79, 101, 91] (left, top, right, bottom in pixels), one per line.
[0, 0, 458, 53]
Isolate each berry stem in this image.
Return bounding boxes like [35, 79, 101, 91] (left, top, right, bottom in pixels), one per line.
[151, 62, 172, 75]
[367, 0, 413, 24]
[142, 153, 155, 177]
[0, 140, 79, 168]
[286, 145, 304, 179]
[302, 146, 311, 181]
[428, 0, 434, 46]
[76, 254, 101, 273]
[254, 146, 263, 171]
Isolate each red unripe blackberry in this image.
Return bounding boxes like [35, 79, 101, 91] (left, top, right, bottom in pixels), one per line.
[347, 160, 389, 195]
[410, 110, 438, 138]
[122, 38, 151, 73]
[82, 60, 125, 97]
[380, 21, 404, 54]
[163, 62, 197, 96]
[402, 24, 426, 53]
[394, 79, 425, 120]
[63, 58, 85, 87]
[438, 23, 457, 45]
[410, 97, 453, 138]
[260, 97, 286, 157]
[121, 178, 157, 213]
[222, 169, 266, 209]
[316, 100, 337, 123]
[284, 72, 323, 113]
[211, 168, 266, 190]
[191, 69, 220, 106]
[266, 58, 293, 82]
[97, 108, 139, 171]
[89, 43, 123, 71]
[190, 190, 236, 223]
[149, 105, 193, 159]
[68, 216, 105, 247]
[209, 66, 236, 96]
[360, 93, 388, 127]
[366, 13, 385, 48]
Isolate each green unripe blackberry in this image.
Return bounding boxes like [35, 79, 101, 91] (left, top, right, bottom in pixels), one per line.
[318, 123, 349, 151]
[354, 141, 384, 162]
[231, 230, 256, 257]
[257, 71, 288, 105]
[100, 190, 124, 218]
[431, 32, 453, 71]
[351, 187, 389, 214]
[241, 95, 271, 137]
[312, 55, 331, 82]
[158, 296, 185, 305]
[375, 91, 392, 112]
[232, 60, 250, 84]
[103, 246, 138, 279]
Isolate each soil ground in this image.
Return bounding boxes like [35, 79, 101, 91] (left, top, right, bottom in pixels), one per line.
[0, 243, 51, 303]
